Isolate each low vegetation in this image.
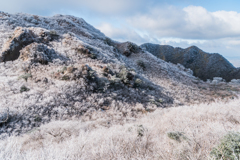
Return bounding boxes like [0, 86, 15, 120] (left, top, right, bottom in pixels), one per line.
[1, 99, 240, 159]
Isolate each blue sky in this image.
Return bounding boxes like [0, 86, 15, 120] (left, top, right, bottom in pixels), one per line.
[1, 0, 240, 67]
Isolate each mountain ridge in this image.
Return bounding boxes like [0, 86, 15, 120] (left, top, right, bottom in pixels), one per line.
[141, 43, 240, 81]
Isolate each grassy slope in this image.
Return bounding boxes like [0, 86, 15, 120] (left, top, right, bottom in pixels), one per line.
[1, 98, 240, 160]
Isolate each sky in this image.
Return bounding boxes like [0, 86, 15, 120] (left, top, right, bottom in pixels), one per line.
[1, 0, 240, 67]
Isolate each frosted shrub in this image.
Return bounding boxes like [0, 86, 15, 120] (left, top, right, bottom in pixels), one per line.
[0, 108, 8, 123]
[20, 85, 30, 93]
[1, 99, 240, 159]
[211, 132, 240, 160]
[136, 60, 146, 70]
[18, 73, 32, 81]
[167, 131, 188, 142]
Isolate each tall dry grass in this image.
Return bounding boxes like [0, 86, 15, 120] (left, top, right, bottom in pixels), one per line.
[1, 98, 240, 160]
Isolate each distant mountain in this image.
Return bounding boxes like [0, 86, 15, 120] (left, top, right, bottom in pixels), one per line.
[141, 43, 240, 81]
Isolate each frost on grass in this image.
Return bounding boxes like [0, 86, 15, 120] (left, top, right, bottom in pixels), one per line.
[0, 99, 240, 159]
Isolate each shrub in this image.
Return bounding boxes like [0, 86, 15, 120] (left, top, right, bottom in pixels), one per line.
[136, 60, 146, 70]
[0, 108, 9, 124]
[34, 115, 42, 122]
[211, 132, 240, 160]
[167, 131, 188, 142]
[104, 37, 115, 47]
[133, 78, 142, 88]
[137, 125, 146, 137]
[18, 73, 32, 82]
[75, 46, 97, 59]
[61, 75, 70, 81]
[20, 85, 30, 93]
[62, 66, 67, 73]
[49, 30, 59, 36]
[118, 67, 134, 84]
[67, 66, 74, 73]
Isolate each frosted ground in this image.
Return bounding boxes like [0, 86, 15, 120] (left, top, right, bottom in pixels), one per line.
[1, 99, 240, 159]
[0, 12, 240, 159]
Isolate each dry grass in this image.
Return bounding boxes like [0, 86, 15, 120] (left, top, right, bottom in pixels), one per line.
[1, 98, 240, 160]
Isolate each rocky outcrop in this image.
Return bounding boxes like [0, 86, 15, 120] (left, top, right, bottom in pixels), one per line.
[0, 27, 35, 62]
[228, 68, 240, 81]
[141, 43, 238, 81]
[19, 43, 60, 64]
[115, 42, 141, 57]
[0, 27, 59, 62]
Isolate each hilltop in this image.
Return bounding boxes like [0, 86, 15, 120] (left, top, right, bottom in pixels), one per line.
[141, 43, 240, 81]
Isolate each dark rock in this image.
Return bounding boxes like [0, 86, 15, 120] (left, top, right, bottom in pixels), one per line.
[0, 27, 59, 62]
[116, 42, 141, 57]
[20, 85, 30, 93]
[0, 27, 35, 62]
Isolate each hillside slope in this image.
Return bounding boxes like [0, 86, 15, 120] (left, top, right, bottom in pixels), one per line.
[1, 98, 240, 159]
[141, 43, 240, 81]
[0, 12, 238, 138]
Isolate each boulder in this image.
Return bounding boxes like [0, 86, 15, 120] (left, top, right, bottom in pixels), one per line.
[0, 27, 35, 62]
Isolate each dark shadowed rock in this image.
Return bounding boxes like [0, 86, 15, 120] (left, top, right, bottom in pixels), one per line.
[141, 43, 237, 81]
[116, 42, 141, 57]
[0, 27, 35, 62]
[0, 27, 59, 62]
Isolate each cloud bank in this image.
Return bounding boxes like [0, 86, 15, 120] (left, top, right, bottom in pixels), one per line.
[127, 6, 240, 39]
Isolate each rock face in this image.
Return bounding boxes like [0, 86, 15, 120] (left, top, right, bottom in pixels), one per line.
[0, 27, 35, 62]
[141, 43, 238, 81]
[0, 27, 58, 62]
[115, 42, 141, 57]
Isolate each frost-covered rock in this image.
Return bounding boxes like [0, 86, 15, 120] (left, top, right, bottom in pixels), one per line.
[0, 27, 59, 62]
[230, 79, 240, 84]
[19, 43, 61, 64]
[116, 42, 141, 57]
[213, 77, 223, 82]
[0, 27, 34, 62]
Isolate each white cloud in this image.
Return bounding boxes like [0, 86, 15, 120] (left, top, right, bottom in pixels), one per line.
[96, 23, 148, 43]
[127, 5, 240, 39]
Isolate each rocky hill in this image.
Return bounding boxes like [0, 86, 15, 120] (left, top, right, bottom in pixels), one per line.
[0, 12, 238, 138]
[141, 43, 240, 81]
